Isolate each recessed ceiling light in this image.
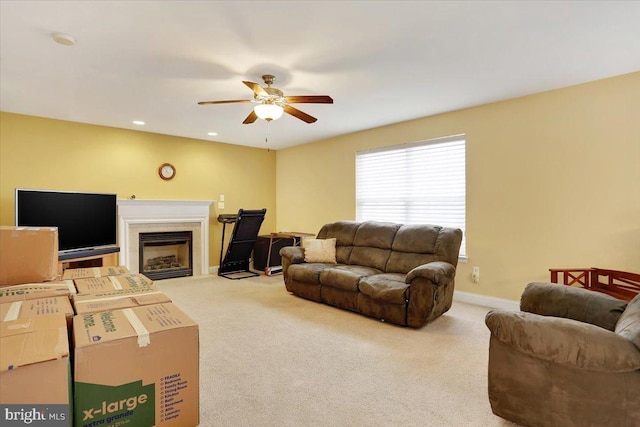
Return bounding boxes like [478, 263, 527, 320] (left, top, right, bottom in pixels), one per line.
[132, 120, 145, 125]
[207, 132, 218, 136]
[52, 33, 76, 46]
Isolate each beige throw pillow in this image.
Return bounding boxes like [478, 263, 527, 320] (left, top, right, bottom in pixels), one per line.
[303, 238, 337, 263]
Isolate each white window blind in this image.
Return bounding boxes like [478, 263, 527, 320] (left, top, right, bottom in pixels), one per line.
[356, 135, 466, 258]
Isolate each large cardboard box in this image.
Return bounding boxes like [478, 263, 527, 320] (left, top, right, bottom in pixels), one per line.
[0, 314, 71, 426]
[73, 303, 199, 427]
[0, 226, 59, 286]
[1, 296, 74, 326]
[0, 281, 76, 304]
[62, 265, 130, 280]
[73, 273, 154, 294]
[72, 288, 172, 315]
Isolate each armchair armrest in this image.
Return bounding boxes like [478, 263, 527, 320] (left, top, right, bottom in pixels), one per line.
[520, 282, 628, 331]
[406, 261, 455, 285]
[485, 309, 640, 373]
[279, 246, 305, 265]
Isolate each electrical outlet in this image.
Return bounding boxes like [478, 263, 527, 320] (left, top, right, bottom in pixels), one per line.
[219, 194, 225, 202]
[472, 266, 480, 283]
[218, 201, 225, 210]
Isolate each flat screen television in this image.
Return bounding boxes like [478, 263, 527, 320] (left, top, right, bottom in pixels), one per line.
[15, 189, 117, 254]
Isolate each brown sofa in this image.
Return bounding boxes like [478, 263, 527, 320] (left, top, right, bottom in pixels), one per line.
[279, 221, 462, 328]
[485, 282, 640, 426]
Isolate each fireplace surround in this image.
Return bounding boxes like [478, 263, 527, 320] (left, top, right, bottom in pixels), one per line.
[117, 199, 213, 276]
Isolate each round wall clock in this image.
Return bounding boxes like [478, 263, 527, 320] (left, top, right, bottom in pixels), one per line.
[158, 163, 176, 180]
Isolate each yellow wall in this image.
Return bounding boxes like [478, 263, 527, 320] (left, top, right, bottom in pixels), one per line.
[276, 72, 640, 300]
[0, 112, 276, 268]
[2, 73, 638, 300]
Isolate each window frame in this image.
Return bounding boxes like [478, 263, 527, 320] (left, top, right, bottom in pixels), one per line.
[355, 134, 467, 261]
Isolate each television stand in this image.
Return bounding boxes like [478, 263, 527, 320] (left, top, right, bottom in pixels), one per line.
[58, 247, 120, 271]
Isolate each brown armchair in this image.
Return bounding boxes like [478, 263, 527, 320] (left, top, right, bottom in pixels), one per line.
[485, 282, 640, 426]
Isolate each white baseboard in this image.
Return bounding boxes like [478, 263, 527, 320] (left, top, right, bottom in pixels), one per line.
[453, 290, 519, 311]
[209, 266, 218, 274]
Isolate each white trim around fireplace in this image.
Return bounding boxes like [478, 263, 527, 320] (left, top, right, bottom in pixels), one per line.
[117, 199, 214, 275]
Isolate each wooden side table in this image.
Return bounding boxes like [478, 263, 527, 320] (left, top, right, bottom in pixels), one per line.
[255, 232, 315, 274]
[550, 267, 640, 301]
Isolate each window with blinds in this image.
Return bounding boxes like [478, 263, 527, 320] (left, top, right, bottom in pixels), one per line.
[355, 134, 466, 258]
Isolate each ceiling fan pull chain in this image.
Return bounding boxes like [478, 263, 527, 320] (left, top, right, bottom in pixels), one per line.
[265, 121, 270, 152]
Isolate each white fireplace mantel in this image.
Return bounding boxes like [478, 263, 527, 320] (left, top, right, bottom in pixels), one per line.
[117, 199, 214, 275]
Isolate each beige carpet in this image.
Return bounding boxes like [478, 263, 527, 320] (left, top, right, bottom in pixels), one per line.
[155, 274, 516, 427]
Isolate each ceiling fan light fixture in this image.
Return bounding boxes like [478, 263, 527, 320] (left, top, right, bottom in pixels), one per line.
[254, 104, 283, 121]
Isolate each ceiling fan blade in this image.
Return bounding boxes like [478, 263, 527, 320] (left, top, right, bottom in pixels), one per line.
[284, 95, 333, 104]
[198, 100, 251, 105]
[242, 110, 258, 124]
[242, 81, 269, 97]
[283, 105, 317, 123]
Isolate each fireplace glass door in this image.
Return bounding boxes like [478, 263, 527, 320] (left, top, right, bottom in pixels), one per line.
[139, 231, 193, 280]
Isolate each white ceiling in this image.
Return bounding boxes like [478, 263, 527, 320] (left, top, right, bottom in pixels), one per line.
[1, 1, 639, 150]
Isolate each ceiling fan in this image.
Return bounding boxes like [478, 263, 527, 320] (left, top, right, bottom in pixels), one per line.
[198, 74, 333, 124]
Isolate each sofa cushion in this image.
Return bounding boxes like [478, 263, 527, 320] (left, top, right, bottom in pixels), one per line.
[350, 247, 392, 272]
[317, 221, 358, 246]
[319, 265, 381, 292]
[288, 263, 331, 285]
[391, 224, 440, 253]
[359, 273, 409, 305]
[303, 238, 337, 263]
[344, 222, 399, 271]
[317, 221, 359, 264]
[386, 252, 438, 274]
[385, 224, 439, 273]
[615, 293, 640, 349]
[352, 221, 400, 249]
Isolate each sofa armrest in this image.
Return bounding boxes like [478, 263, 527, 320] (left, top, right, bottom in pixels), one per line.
[405, 261, 457, 328]
[280, 246, 304, 282]
[485, 309, 640, 373]
[279, 246, 305, 283]
[521, 282, 628, 331]
[280, 246, 305, 265]
[406, 261, 455, 285]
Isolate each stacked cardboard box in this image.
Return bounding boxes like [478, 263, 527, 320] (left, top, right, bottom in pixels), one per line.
[61, 268, 199, 426]
[0, 227, 200, 427]
[73, 303, 199, 427]
[72, 287, 172, 315]
[0, 227, 71, 425]
[0, 226, 59, 285]
[0, 295, 74, 327]
[62, 265, 130, 280]
[72, 273, 154, 294]
[0, 281, 76, 302]
[0, 314, 72, 425]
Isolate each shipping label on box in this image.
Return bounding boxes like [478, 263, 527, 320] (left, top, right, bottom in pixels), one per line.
[0, 226, 59, 286]
[1, 313, 71, 426]
[62, 265, 130, 280]
[73, 303, 199, 427]
[72, 288, 172, 315]
[1, 295, 74, 323]
[0, 281, 76, 303]
[73, 273, 153, 294]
